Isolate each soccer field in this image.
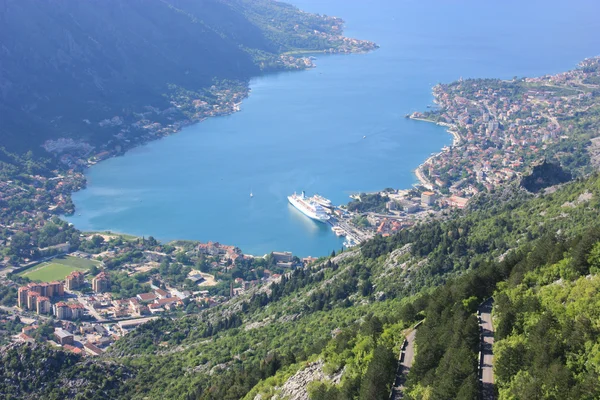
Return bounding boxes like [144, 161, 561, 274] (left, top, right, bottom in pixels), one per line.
[19, 256, 99, 282]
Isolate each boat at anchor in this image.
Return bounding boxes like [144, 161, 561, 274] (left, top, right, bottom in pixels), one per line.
[288, 191, 330, 222]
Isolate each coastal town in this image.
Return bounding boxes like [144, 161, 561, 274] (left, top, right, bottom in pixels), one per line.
[292, 57, 600, 239]
[329, 56, 600, 240]
[0, 230, 322, 354]
[1, 57, 600, 353]
[409, 57, 600, 199]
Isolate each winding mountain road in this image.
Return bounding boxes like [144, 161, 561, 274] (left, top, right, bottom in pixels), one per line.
[479, 298, 495, 400]
[390, 328, 417, 400]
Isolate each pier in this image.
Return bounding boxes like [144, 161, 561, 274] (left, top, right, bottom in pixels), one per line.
[327, 216, 373, 246]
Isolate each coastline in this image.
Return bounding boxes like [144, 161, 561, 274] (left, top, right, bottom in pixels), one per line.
[409, 116, 461, 146]
[58, 47, 380, 247]
[409, 115, 461, 188]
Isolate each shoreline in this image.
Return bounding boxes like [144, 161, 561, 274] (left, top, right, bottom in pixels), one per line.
[67, 73, 453, 253]
[60, 49, 379, 254]
[409, 115, 461, 188]
[409, 116, 461, 146]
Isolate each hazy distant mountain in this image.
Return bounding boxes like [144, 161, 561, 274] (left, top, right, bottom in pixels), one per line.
[0, 0, 372, 153]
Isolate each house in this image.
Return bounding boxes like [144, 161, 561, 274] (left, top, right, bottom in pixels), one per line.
[153, 296, 183, 310]
[21, 326, 36, 334]
[134, 304, 150, 316]
[117, 317, 158, 332]
[54, 328, 74, 345]
[399, 200, 420, 213]
[154, 288, 170, 299]
[421, 191, 436, 206]
[187, 272, 205, 285]
[302, 256, 318, 266]
[63, 344, 83, 355]
[112, 308, 130, 318]
[143, 250, 168, 262]
[16, 332, 34, 343]
[94, 337, 114, 348]
[84, 342, 103, 356]
[93, 324, 108, 336]
[148, 304, 164, 314]
[79, 323, 95, 334]
[65, 271, 85, 290]
[446, 196, 469, 209]
[272, 251, 293, 263]
[136, 293, 157, 303]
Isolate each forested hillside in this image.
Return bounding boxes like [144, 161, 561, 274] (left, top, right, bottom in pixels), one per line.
[0, 0, 374, 153]
[4, 173, 600, 399]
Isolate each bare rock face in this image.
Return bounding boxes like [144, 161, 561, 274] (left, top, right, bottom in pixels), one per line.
[256, 360, 343, 400]
[332, 248, 360, 263]
[0, 342, 131, 399]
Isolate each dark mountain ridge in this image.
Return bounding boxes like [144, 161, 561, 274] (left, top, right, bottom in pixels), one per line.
[0, 0, 375, 154]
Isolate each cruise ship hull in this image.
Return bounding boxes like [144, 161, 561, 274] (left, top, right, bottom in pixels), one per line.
[288, 195, 330, 223]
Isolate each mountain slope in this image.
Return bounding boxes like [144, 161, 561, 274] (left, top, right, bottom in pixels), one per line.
[0, 0, 374, 153]
[4, 174, 600, 399]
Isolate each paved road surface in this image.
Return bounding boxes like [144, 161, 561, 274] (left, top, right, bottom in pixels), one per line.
[479, 298, 495, 400]
[390, 329, 417, 400]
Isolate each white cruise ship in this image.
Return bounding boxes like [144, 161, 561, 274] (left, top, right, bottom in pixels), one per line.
[288, 191, 330, 222]
[311, 194, 332, 208]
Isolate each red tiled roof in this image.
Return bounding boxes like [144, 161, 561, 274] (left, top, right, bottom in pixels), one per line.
[84, 342, 103, 355]
[137, 293, 157, 301]
[154, 296, 181, 306]
[17, 333, 34, 342]
[63, 344, 83, 354]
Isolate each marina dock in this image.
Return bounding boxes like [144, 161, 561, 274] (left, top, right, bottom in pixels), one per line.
[327, 217, 372, 247]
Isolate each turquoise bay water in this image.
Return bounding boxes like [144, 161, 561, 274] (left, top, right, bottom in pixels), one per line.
[67, 0, 600, 257]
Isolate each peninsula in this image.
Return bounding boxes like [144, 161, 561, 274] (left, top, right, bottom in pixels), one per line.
[410, 57, 600, 197]
[334, 57, 600, 239]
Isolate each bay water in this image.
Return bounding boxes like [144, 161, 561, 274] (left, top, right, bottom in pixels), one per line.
[67, 0, 600, 256]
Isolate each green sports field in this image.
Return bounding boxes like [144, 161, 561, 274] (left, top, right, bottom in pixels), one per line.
[18, 256, 100, 282]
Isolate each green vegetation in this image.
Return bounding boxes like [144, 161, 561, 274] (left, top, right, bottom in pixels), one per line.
[50, 255, 99, 269]
[18, 256, 98, 282]
[1, 0, 374, 154]
[347, 193, 390, 213]
[3, 173, 600, 399]
[0, 343, 131, 400]
[520, 159, 572, 193]
[19, 263, 85, 282]
[493, 242, 600, 398]
[0, 286, 18, 307]
[109, 271, 152, 300]
[2, 216, 81, 265]
[0, 314, 23, 345]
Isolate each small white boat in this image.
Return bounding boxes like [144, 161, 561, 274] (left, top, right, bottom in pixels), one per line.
[331, 227, 346, 237]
